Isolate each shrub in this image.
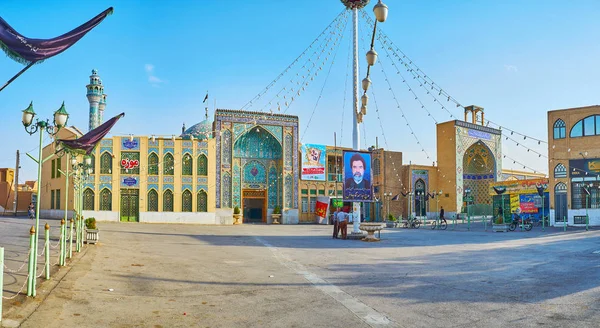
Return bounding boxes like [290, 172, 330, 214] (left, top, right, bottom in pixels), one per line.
[495, 216, 503, 225]
[388, 214, 396, 222]
[233, 206, 241, 215]
[85, 217, 97, 230]
[273, 206, 281, 214]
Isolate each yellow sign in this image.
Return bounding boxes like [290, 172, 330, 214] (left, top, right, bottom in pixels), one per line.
[489, 178, 549, 196]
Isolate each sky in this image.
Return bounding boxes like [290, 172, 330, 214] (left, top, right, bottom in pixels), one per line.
[1, 0, 599, 182]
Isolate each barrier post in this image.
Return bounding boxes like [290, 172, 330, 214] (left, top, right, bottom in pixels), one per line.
[0, 247, 4, 321]
[69, 218, 74, 259]
[45, 223, 50, 279]
[27, 226, 35, 296]
[59, 219, 65, 266]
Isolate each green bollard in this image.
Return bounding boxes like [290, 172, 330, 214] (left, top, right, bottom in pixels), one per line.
[484, 215, 487, 231]
[45, 223, 50, 279]
[69, 218, 74, 259]
[76, 216, 81, 253]
[564, 216, 567, 232]
[453, 215, 456, 230]
[27, 226, 35, 297]
[59, 219, 65, 266]
[1, 246, 4, 321]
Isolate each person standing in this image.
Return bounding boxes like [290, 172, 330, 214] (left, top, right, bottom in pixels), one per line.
[337, 209, 348, 240]
[332, 208, 339, 239]
[28, 202, 35, 220]
[439, 206, 444, 221]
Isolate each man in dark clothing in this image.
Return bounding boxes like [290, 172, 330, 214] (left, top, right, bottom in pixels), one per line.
[344, 153, 371, 190]
[440, 206, 444, 220]
[332, 208, 339, 239]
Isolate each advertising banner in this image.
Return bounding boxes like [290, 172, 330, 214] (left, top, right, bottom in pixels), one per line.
[569, 158, 600, 177]
[343, 150, 373, 202]
[301, 144, 326, 181]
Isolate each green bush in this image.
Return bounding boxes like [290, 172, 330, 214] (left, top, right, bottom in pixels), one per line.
[85, 217, 97, 230]
[233, 206, 241, 215]
[495, 216, 503, 225]
[388, 214, 396, 222]
[273, 206, 281, 214]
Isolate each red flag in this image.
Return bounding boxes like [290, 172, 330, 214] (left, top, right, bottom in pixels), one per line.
[315, 201, 328, 218]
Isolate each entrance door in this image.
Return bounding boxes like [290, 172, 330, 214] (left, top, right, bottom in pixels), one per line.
[414, 179, 426, 217]
[554, 183, 567, 223]
[242, 189, 266, 223]
[120, 189, 139, 222]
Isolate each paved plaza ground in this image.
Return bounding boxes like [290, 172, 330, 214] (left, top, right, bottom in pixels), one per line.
[1, 216, 599, 327]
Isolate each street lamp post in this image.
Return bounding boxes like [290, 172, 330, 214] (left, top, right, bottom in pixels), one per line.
[342, 0, 388, 234]
[72, 158, 92, 251]
[584, 183, 592, 231]
[436, 190, 442, 219]
[21, 101, 69, 297]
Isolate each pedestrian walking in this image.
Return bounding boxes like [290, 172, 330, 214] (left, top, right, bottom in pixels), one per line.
[28, 202, 35, 220]
[332, 208, 339, 239]
[337, 209, 348, 240]
[440, 206, 445, 220]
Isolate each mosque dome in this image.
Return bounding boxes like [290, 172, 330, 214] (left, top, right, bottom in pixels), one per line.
[180, 118, 214, 140]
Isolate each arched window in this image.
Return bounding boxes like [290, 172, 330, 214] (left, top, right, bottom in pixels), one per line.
[197, 190, 208, 212]
[100, 152, 112, 174]
[197, 154, 208, 176]
[373, 158, 381, 176]
[182, 190, 192, 212]
[99, 189, 112, 211]
[163, 153, 174, 175]
[83, 189, 95, 210]
[554, 163, 567, 178]
[148, 153, 159, 175]
[182, 154, 193, 176]
[147, 189, 158, 212]
[553, 119, 566, 139]
[163, 190, 173, 212]
[555, 182, 567, 193]
[570, 115, 600, 138]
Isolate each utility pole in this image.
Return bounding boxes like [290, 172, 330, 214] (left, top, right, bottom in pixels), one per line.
[14, 150, 19, 216]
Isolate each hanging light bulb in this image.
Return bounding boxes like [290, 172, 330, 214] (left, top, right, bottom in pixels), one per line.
[366, 49, 378, 66]
[361, 93, 369, 107]
[362, 77, 372, 91]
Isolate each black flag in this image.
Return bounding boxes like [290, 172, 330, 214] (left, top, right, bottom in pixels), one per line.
[203, 92, 208, 103]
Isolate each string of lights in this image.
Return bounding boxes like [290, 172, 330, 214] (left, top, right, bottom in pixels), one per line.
[301, 15, 349, 141]
[488, 120, 548, 145]
[240, 9, 347, 112]
[503, 133, 547, 158]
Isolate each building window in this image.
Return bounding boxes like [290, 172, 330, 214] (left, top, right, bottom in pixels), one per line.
[182, 190, 192, 212]
[163, 190, 173, 212]
[55, 189, 61, 210]
[50, 190, 55, 209]
[100, 189, 112, 211]
[553, 119, 566, 139]
[163, 153, 174, 176]
[571, 182, 599, 209]
[301, 197, 308, 213]
[310, 198, 316, 213]
[83, 189, 95, 210]
[182, 154, 193, 176]
[197, 154, 208, 176]
[121, 152, 140, 175]
[56, 158, 61, 178]
[373, 158, 381, 176]
[148, 153, 159, 175]
[147, 189, 158, 212]
[197, 190, 207, 212]
[51, 160, 56, 179]
[100, 152, 112, 174]
[570, 115, 600, 138]
[554, 163, 567, 178]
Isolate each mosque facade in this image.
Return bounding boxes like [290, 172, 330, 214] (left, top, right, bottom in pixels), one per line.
[38, 71, 544, 224]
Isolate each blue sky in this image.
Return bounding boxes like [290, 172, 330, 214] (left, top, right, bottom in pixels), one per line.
[1, 0, 599, 182]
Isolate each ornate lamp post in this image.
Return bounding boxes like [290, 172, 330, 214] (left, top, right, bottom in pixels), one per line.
[583, 183, 592, 231]
[72, 157, 92, 251]
[342, 0, 388, 234]
[22, 101, 69, 297]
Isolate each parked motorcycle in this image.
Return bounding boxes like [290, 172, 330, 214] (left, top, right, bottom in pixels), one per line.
[509, 214, 532, 231]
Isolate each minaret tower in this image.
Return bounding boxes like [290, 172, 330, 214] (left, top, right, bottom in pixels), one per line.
[86, 69, 104, 131]
[98, 93, 108, 126]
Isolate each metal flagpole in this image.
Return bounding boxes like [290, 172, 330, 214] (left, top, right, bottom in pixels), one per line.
[351, 6, 362, 234]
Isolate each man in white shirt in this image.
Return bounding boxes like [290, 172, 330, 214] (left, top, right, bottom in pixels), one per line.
[337, 210, 348, 240]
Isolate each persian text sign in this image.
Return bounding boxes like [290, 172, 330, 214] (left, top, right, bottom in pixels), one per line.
[301, 144, 326, 181]
[468, 129, 491, 140]
[121, 158, 139, 169]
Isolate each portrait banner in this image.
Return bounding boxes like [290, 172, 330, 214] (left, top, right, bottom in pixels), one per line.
[301, 144, 326, 181]
[343, 150, 373, 202]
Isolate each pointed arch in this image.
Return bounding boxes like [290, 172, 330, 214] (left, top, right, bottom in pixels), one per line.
[163, 189, 174, 212]
[553, 119, 566, 139]
[83, 188, 95, 210]
[100, 152, 112, 174]
[197, 189, 208, 212]
[147, 189, 158, 212]
[554, 163, 567, 178]
[182, 154, 193, 176]
[197, 154, 208, 176]
[99, 188, 112, 211]
[148, 152, 159, 175]
[182, 189, 192, 212]
[555, 182, 567, 193]
[163, 153, 174, 175]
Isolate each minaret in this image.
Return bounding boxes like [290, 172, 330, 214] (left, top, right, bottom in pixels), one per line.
[86, 69, 104, 131]
[98, 93, 108, 126]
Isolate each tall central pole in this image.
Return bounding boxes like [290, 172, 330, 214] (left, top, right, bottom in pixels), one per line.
[351, 7, 362, 234]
